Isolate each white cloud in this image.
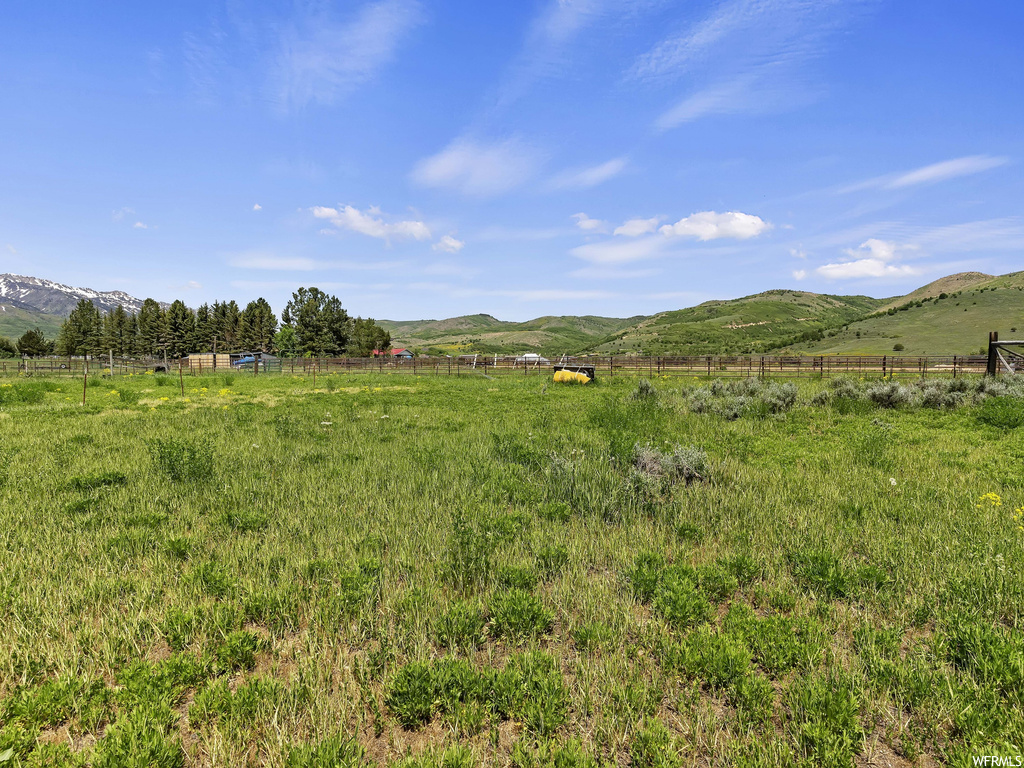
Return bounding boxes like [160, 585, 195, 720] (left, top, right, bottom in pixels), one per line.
[253, 203, 262, 211]
[614, 217, 660, 237]
[886, 155, 1010, 189]
[170, 280, 204, 290]
[816, 260, 918, 280]
[273, 0, 423, 111]
[133, 221, 148, 229]
[231, 254, 317, 271]
[816, 239, 919, 280]
[311, 205, 431, 241]
[112, 207, 134, 221]
[549, 157, 627, 189]
[659, 211, 770, 240]
[410, 137, 542, 197]
[654, 75, 760, 129]
[572, 213, 608, 233]
[5, 244, 17, 255]
[792, 269, 806, 281]
[432, 234, 465, 253]
[571, 236, 666, 264]
[789, 247, 807, 259]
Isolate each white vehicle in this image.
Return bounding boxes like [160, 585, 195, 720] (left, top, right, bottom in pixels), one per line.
[515, 353, 551, 365]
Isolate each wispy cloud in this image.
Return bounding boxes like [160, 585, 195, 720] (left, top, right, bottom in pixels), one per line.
[572, 213, 608, 233]
[272, 0, 423, 111]
[432, 234, 465, 253]
[231, 254, 317, 271]
[549, 157, 627, 190]
[614, 217, 661, 237]
[411, 137, 543, 197]
[5, 244, 18, 255]
[252, 203, 262, 211]
[311, 205, 431, 242]
[133, 221, 149, 229]
[571, 236, 666, 264]
[632, 0, 870, 129]
[112, 207, 134, 221]
[840, 155, 1011, 193]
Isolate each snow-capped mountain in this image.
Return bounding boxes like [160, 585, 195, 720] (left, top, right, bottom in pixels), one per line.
[0, 274, 156, 316]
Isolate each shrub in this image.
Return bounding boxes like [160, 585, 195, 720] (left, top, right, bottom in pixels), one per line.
[632, 443, 708, 485]
[759, 382, 798, 414]
[865, 381, 912, 409]
[892, 343, 904, 351]
[654, 567, 713, 629]
[215, 630, 264, 672]
[629, 379, 657, 402]
[148, 437, 214, 482]
[434, 602, 486, 649]
[829, 377, 861, 399]
[626, 552, 665, 603]
[489, 590, 553, 643]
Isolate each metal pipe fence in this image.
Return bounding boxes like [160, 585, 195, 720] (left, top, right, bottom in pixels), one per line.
[0, 354, 993, 379]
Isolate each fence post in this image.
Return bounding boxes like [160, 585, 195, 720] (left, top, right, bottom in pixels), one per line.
[987, 331, 999, 376]
[882, 355, 887, 378]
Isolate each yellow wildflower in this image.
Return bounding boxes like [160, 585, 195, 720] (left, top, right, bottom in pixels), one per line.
[977, 492, 1003, 508]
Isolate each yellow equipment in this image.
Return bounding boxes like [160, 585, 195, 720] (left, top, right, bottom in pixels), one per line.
[553, 369, 591, 384]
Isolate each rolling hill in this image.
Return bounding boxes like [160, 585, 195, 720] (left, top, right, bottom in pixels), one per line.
[785, 271, 1024, 356]
[378, 314, 644, 357]
[589, 291, 885, 356]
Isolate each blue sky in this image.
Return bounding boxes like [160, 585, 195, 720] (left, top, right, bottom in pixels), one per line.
[1, 0, 1021, 321]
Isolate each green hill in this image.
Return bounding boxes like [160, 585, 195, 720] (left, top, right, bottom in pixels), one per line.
[786, 272, 1024, 356]
[0, 302, 64, 343]
[591, 291, 884, 356]
[378, 314, 644, 357]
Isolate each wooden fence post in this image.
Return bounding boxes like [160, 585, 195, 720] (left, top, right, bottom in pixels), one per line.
[987, 331, 999, 376]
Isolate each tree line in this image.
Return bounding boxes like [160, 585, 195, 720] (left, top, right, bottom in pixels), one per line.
[0, 287, 391, 359]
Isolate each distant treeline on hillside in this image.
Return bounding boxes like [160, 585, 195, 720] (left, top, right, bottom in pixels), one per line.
[4, 287, 391, 359]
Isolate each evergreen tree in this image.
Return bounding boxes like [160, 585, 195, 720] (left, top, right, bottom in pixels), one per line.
[165, 300, 196, 357]
[102, 305, 133, 356]
[194, 304, 214, 352]
[283, 287, 350, 356]
[137, 299, 166, 356]
[350, 317, 391, 357]
[0, 336, 17, 358]
[56, 299, 104, 356]
[238, 298, 278, 352]
[17, 328, 49, 357]
[212, 300, 241, 350]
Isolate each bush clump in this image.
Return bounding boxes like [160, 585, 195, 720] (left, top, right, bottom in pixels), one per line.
[865, 381, 912, 409]
[632, 443, 709, 486]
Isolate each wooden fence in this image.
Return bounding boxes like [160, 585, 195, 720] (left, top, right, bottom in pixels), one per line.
[1, 354, 993, 379]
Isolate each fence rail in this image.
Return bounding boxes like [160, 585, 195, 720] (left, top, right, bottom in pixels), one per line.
[1, 353, 995, 380]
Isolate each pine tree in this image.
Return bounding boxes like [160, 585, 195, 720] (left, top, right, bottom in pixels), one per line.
[165, 300, 196, 357]
[350, 317, 391, 357]
[56, 299, 103, 356]
[283, 287, 351, 356]
[194, 304, 214, 352]
[137, 299, 166, 356]
[238, 298, 278, 353]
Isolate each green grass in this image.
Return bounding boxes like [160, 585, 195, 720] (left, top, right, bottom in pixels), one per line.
[788, 271, 1024, 355]
[0, 370, 1023, 766]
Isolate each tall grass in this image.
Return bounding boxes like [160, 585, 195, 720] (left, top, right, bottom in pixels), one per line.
[0, 371, 1021, 766]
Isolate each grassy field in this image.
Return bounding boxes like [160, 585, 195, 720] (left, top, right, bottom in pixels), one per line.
[1, 371, 1023, 767]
